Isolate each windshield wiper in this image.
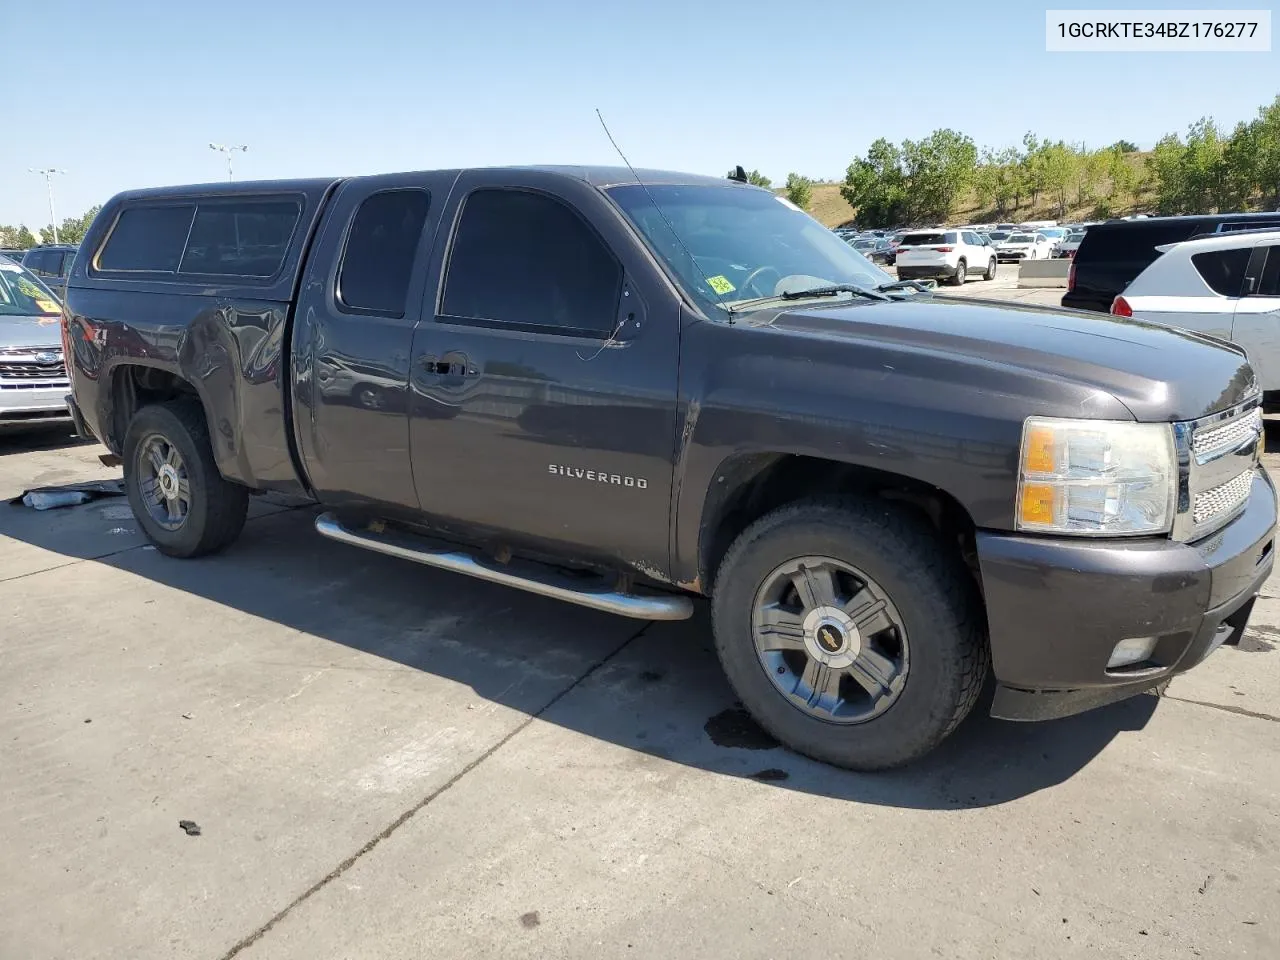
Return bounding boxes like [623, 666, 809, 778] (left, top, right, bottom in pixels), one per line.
[876, 279, 935, 293]
[728, 283, 891, 311]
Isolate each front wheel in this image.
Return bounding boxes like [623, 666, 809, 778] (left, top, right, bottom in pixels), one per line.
[984, 258, 997, 280]
[711, 499, 989, 770]
[123, 400, 249, 558]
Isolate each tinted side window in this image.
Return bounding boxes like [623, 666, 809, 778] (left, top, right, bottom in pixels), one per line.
[56, 252, 73, 276]
[1191, 248, 1250, 296]
[338, 189, 432, 317]
[23, 251, 50, 275]
[97, 205, 196, 272]
[179, 201, 300, 278]
[1256, 246, 1280, 297]
[443, 189, 622, 335]
[944, 232, 959, 244]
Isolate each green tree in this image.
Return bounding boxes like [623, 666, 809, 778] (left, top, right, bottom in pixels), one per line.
[1147, 133, 1187, 214]
[1112, 139, 1139, 153]
[39, 204, 102, 245]
[1250, 95, 1280, 208]
[1021, 133, 1046, 210]
[1222, 120, 1261, 209]
[841, 138, 908, 227]
[1181, 117, 1228, 212]
[1037, 141, 1078, 217]
[1106, 146, 1140, 208]
[1076, 148, 1110, 207]
[901, 128, 977, 222]
[14, 225, 36, 249]
[784, 173, 813, 210]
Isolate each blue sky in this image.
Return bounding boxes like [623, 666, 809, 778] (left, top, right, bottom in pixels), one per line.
[2, 0, 1275, 227]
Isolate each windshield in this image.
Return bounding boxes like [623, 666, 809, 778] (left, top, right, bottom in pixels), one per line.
[0, 259, 60, 317]
[852, 238, 877, 250]
[1038, 228, 1066, 238]
[606, 185, 892, 311]
[987, 231, 1011, 242]
[1009, 233, 1038, 243]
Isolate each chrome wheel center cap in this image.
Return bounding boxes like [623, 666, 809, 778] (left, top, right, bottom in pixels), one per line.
[802, 606, 861, 668]
[157, 464, 179, 498]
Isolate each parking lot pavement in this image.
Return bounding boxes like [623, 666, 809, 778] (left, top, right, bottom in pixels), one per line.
[2, 424, 1278, 959]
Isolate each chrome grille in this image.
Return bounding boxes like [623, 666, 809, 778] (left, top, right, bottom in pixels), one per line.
[1193, 407, 1262, 461]
[1173, 398, 1264, 542]
[0, 360, 67, 379]
[1193, 469, 1255, 525]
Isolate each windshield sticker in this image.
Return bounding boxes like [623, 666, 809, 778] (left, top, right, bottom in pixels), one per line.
[35, 299, 60, 315]
[774, 196, 803, 212]
[706, 275, 736, 295]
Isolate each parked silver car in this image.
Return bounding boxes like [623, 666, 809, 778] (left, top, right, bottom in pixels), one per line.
[0, 256, 70, 426]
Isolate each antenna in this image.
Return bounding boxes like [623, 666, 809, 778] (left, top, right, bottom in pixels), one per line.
[728, 166, 748, 183]
[594, 109, 733, 321]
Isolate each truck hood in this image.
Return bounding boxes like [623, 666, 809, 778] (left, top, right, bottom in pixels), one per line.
[762, 295, 1255, 422]
[0, 315, 63, 351]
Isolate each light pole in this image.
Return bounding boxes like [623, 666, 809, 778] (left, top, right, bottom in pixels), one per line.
[208, 143, 248, 181]
[29, 168, 66, 244]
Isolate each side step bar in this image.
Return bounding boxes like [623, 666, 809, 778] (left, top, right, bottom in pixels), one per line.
[314, 512, 694, 621]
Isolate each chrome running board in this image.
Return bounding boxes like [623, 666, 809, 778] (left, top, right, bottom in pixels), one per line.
[315, 512, 694, 621]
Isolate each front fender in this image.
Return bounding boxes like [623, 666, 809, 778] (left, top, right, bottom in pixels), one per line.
[669, 317, 1132, 587]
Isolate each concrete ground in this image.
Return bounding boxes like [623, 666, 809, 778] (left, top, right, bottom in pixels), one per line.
[2, 301, 1278, 958]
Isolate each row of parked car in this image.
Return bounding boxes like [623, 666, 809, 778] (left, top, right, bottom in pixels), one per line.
[834, 221, 1091, 285]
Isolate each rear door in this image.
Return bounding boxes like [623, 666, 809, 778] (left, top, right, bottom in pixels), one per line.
[407, 169, 681, 575]
[292, 172, 455, 512]
[1232, 241, 1280, 391]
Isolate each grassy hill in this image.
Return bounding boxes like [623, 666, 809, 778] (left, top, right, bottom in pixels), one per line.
[802, 152, 1155, 227]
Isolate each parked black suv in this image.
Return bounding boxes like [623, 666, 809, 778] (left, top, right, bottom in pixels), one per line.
[1063, 213, 1280, 313]
[22, 244, 79, 299]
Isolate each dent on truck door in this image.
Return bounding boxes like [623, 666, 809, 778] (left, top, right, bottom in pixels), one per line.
[408, 173, 681, 577]
[292, 176, 444, 511]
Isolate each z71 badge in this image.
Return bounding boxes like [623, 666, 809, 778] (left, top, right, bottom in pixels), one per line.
[549, 464, 648, 489]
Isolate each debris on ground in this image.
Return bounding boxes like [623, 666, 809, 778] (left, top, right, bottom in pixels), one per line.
[99, 453, 123, 467]
[13, 479, 126, 511]
[178, 820, 201, 836]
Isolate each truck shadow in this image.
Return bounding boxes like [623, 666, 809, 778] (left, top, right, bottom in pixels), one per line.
[2, 500, 1155, 810]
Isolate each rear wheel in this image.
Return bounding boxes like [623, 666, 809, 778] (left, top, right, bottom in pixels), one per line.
[123, 400, 249, 557]
[984, 258, 997, 280]
[950, 260, 967, 285]
[711, 499, 989, 770]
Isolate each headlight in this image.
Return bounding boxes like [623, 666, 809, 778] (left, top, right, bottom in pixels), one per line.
[1016, 417, 1176, 536]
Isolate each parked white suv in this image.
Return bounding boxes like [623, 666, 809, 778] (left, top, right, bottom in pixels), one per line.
[1113, 230, 1280, 391]
[894, 229, 997, 285]
[995, 232, 1054, 262]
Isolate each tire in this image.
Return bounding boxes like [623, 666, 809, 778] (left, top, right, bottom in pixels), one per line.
[949, 259, 966, 285]
[711, 498, 989, 771]
[123, 400, 249, 558]
[984, 258, 997, 280]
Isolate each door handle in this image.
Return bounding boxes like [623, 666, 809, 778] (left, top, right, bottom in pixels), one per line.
[419, 354, 475, 377]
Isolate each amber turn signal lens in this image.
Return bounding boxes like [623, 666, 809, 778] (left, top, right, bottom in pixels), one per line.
[1019, 484, 1056, 526]
[1023, 427, 1056, 475]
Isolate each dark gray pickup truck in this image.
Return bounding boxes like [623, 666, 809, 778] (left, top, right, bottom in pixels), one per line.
[62, 166, 1276, 770]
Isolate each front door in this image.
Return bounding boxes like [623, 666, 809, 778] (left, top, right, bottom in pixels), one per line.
[408, 170, 681, 576]
[1233, 241, 1280, 391]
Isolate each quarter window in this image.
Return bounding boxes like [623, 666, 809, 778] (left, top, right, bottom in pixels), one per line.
[442, 189, 622, 335]
[337, 189, 432, 317]
[97, 205, 196, 272]
[179, 200, 300, 277]
[1191, 248, 1250, 297]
